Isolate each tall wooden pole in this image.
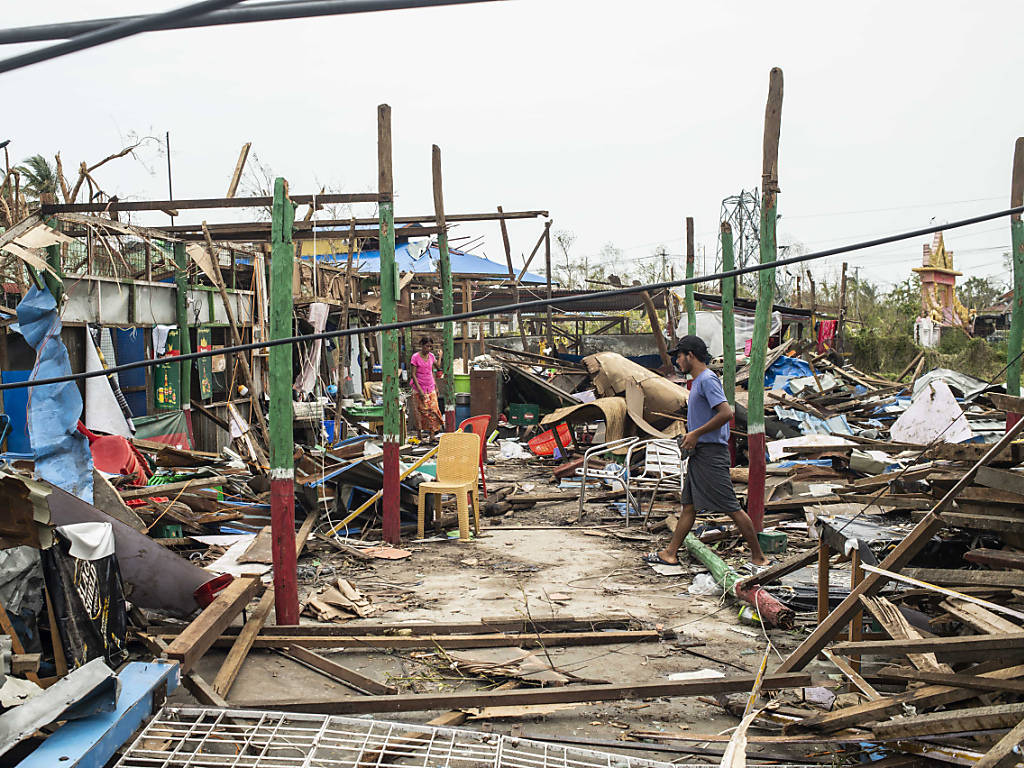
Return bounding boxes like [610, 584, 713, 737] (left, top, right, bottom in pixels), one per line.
[837, 261, 849, 353]
[721, 223, 736, 406]
[685, 216, 696, 335]
[432, 145, 456, 432]
[498, 205, 529, 349]
[378, 104, 401, 546]
[173, 241, 194, 442]
[746, 67, 783, 533]
[269, 177, 298, 624]
[722, 222, 738, 467]
[1006, 138, 1024, 431]
[544, 223, 554, 349]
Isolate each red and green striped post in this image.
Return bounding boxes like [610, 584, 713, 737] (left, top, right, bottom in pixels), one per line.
[746, 67, 783, 533]
[1007, 138, 1024, 430]
[378, 105, 402, 545]
[269, 176, 299, 624]
[432, 145, 456, 432]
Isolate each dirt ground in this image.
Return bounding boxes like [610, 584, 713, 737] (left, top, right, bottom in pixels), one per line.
[179, 458, 834, 764]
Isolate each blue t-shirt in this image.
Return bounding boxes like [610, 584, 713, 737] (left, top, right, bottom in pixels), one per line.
[688, 368, 730, 444]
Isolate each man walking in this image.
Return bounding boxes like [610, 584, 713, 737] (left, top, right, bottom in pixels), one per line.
[645, 335, 768, 567]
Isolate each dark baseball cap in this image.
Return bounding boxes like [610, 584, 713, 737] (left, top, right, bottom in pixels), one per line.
[670, 335, 710, 362]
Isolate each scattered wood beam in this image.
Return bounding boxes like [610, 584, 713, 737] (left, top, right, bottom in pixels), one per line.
[279, 645, 397, 696]
[164, 576, 261, 673]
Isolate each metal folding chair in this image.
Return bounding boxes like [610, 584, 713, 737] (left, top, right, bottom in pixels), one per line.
[575, 437, 638, 522]
[624, 438, 685, 527]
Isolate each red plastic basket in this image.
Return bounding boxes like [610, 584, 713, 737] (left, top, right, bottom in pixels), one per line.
[528, 423, 572, 457]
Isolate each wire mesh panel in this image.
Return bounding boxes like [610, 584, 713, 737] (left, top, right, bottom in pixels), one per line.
[115, 707, 676, 768]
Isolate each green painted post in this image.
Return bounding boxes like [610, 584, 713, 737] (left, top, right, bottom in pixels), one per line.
[172, 241, 193, 440]
[721, 222, 736, 405]
[269, 177, 299, 624]
[432, 145, 456, 432]
[685, 216, 696, 335]
[1007, 137, 1024, 432]
[379, 105, 401, 545]
[746, 67, 784, 533]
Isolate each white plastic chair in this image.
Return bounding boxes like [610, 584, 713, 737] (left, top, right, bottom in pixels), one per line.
[575, 437, 639, 521]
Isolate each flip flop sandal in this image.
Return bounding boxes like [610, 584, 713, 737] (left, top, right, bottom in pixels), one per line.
[643, 552, 678, 567]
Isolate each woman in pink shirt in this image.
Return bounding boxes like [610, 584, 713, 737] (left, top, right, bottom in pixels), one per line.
[409, 336, 444, 440]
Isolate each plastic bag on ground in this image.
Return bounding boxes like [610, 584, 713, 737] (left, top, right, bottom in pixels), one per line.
[688, 572, 724, 596]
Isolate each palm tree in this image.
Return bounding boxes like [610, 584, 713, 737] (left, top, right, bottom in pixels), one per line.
[15, 154, 57, 201]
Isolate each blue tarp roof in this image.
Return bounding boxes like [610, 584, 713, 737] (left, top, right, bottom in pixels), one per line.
[315, 243, 547, 284]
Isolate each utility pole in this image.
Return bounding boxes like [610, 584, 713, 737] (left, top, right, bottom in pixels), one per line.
[746, 67, 783, 534]
[432, 145, 455, 432]
[1007, 137, 1024, 431]
[269, 177, 298, 624]
[378, 104, 401, 545]
[685, 217, 696, 336]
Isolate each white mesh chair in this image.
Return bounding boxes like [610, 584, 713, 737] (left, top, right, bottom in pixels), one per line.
[575, 437, 639, 521]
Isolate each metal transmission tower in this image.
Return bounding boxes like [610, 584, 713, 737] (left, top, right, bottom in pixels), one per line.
[717, 189, 762, 294]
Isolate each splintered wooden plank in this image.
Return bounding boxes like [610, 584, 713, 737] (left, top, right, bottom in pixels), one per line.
[164, 576, 260, 672]
[735, 548, 819, 590]
[975, 714, 1024, 768]
[940, 598, 1022, 635]
[877, 669, 1024, 696]
[231, 672, 812, 715]
[859, 596, 951, 673]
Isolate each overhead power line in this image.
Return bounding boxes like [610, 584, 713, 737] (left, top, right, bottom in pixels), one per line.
[2, 202, 1022, 393]
[0, 0, 503, 48]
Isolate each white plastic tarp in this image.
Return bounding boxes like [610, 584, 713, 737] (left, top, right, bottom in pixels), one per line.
[891, 380, 972, 444]
[674, 308, 782, 358]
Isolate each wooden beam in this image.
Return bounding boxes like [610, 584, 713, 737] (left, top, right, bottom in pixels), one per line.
[872, 701, 1024, 739]
[231, 672, 811, 715]
[211, 616, 637, 637]
[164, 575, 260, 672]
[833, 633, 1024, 662]
[940, 598, 1022, 635]
[41, 192, 378, 214]
[118, 475, 228, 499]
[821, 648, 881, 700]
[902, 568, 1024, 589]
[168, 629, 663, 651]
[778, 414, 1024, 674]
[640, 290, 672, 374]
[965, 548, 1024, 571]
[280, 645, 397, 695]
[225, 142, 251, 199]
[974, 466, 1024, 498]
[877, 669, 1024, 696]
[211, 512, 317, 697]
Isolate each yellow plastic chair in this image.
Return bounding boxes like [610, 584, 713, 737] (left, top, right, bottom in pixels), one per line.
[417, 431, 481, 541]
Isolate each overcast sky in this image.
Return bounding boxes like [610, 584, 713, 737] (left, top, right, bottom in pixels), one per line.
[4, 1, 1023, 291]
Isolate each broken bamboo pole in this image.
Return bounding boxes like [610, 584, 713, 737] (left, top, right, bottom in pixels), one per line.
[683, 532, 793, 628]
[685, 216, 696, 335]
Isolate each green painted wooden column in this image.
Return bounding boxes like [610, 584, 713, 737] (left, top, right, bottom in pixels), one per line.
[269, 177, 299, 624]
[432, 145, 456, 432]
[172, 241, 193, 440]
[1007, 137, 1024, 431]
[685, 216, 696, 335]
[746, 67, 783, 532]
[379, 104, 401, 545]
[721, 222, 737, 405]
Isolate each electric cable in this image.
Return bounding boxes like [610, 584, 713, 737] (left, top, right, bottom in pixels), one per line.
[2, 201, 1022, 393]
[0, 0, 248, 75]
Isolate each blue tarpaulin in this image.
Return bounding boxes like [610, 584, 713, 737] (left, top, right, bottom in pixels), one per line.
[765, 356, 814, 391]
[15, 286, 94, 502]
[322, 244, 548, 283]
